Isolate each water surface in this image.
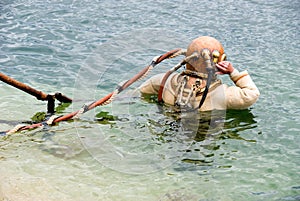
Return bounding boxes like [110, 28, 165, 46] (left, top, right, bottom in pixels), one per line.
[0, 0, 299, 200]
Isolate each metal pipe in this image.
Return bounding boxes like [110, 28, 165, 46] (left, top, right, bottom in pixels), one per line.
[0, 72, 48, 100]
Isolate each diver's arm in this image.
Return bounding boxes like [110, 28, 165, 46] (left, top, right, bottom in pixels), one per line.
[139, 73, 164, 94]
[216, 61, 260, 109]
[225, 69, 260, 109]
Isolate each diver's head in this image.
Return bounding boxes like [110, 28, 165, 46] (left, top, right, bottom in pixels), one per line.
[186, 36, 226, 73]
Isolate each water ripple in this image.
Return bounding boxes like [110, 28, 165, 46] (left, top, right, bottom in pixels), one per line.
[0, 0, 299, 200]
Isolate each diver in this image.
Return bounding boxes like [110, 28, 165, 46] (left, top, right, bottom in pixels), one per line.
[139, 36, 260, 111]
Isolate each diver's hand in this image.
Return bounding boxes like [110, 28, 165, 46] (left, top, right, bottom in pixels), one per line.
[216, 61, 234, 75]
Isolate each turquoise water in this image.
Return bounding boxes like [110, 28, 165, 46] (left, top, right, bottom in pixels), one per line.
[1, 0, 299, 200]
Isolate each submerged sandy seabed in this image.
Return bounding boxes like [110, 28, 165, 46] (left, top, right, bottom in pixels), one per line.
[0, 173, 73, 201]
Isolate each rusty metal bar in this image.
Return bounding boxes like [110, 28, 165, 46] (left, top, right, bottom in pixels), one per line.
[0, 71, 72, 114]
[0, 72, 48, 100]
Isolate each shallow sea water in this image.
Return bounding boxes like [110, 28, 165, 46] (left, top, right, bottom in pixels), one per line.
[0, 0, 299, 200]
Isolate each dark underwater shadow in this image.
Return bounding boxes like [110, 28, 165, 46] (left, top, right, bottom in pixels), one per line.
[92, 96, 259, 172]
[158, 105, 257, 141]
[141, 93, 258, 142]
[152, 105, 258, 172]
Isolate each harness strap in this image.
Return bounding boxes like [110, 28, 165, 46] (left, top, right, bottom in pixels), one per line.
[181, 69, 208, 79]
[158, 52, 198, 103]
[198, 68, 214, 109]
[158, 71, 172, 103]
[175, 75, 188, 106]
[158, 72, 221, 109]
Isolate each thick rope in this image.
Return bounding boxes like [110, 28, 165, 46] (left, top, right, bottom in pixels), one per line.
[136, 65, 154, 82]
[2, 48, 183, 135]
[46, 115, 61, 125]
[5, 114, 61, 135]
[6, 124, 27, 135]
[72, 102, 95, 119]
[100, 90, 118, 106]
[169, 49, 186, 58]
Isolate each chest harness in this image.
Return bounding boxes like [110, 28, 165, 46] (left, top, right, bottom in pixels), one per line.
[158, 48, 225, 109]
